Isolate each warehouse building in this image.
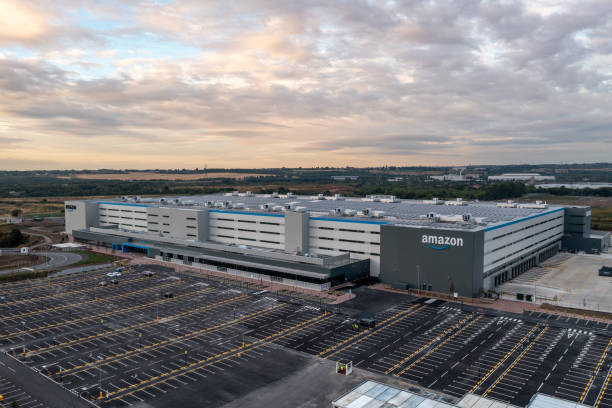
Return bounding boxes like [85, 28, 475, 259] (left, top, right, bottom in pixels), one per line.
[65, 193, 609, 296]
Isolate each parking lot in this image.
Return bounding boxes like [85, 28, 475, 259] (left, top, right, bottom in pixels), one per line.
[0, 375, 46, 408]
[1, 265, 612, 408]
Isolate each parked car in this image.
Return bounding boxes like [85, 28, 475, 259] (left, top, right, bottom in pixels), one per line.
[99, 281, 108, 287]
[143, 270, 155, 277]
[163, 292, 173, 298]
[110, 279, 119, 284]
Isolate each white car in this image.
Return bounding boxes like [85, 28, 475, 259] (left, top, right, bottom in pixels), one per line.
[106, 271, 122, 277]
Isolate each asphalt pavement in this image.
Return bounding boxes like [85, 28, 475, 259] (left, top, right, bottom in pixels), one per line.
[0, 251, 83, 275]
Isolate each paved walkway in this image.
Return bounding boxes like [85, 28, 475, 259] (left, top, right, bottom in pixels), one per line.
[370, 283, 612, 323]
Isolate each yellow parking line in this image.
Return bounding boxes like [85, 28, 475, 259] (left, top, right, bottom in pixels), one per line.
[469, 324, 539, 394]
[105, 312, 333, 402]
[0, 270, 137, 295]
[386, 313, 474, 375]
[579, 337, 612, 403]
[319, 304, 421, 358]
[60, 303, 287, 376]
[483, 327, 549, 397]
[595, 363, 612, 408]
[397, 315, 483, 377]
[1, 276, 150, 307]
[0, 279, 184, 323]
[2, 281, 187, 340]
[25, 293, 247, 356]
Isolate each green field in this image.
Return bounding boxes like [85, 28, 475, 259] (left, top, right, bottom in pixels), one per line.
[591, 207, 612, 231]
[72, 250, 117, 266]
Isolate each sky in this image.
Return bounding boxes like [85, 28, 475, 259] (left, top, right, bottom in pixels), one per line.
[0, 0, 611, 170]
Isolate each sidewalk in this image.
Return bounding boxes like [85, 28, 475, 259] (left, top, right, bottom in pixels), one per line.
[370, 283, 612, 323]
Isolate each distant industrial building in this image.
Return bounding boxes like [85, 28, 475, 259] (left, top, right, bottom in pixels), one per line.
[430, 174, 477, 182]
[535, 182, 612, 190]
[488, 173, 555, 181]
[331, 175, 359, 181]
[65, 193, 608, 297]
[430, 168, 478, 182]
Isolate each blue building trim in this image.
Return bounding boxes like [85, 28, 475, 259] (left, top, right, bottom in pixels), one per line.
[484, 207, 564, 232]
[209, 209, 285, 218]
[309, 217, 388, 225]
[121, 243, 150, 256]
[98, 201, 152, 208]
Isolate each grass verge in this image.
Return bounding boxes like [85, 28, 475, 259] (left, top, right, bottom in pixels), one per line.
[72, 250, 116, 266]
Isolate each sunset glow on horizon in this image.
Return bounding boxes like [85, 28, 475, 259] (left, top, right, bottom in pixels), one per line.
[1, 0, 611, 170]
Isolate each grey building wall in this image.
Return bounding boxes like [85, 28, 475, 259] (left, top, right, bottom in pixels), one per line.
[147, 207, 208, 241]
[379, 225, 484, 297]
[561, 206, 608, 251]
[284, 211, 309, 253]
[564, 206, 590, 235]
[65, 201, 98, 234]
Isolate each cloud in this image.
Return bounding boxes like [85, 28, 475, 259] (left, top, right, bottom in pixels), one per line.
[0, 0, 611, 168]
[0, 1, 50, 45]
[0, 136, 28, 146]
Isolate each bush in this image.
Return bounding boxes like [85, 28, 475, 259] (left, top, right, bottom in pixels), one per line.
[0, 228, 28, 247]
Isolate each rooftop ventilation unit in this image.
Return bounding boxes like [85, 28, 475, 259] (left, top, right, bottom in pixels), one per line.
[497, 200, 517, 208]
[204, 201, 213, 207]
[286, 192, 296, 198]
[245, 191, 253, 196]
[422, 197, 444, 205]
[121, 196, 129, 201]
[270, 192, 279, 198]
[517, 201, 548, 209]
[294, 206, 307, 212]
[446, 198, 467, 206]
[380, 195, 398, 203]
[260, 203, 270, 210]
[330, 207, 343, 216]
[372, 210, 385, 218]
[271, 205, 283, 211]
[234, 203, 245, 209]
[333, 194, 345, 201]
[344, 209, 356, 216]
[462, 213, 472, 222]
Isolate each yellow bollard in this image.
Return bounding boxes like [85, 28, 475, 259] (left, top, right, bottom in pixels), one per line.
[99, 391, 103, 399]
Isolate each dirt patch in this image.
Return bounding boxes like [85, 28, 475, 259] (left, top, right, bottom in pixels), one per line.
[0, 254, 45, 270]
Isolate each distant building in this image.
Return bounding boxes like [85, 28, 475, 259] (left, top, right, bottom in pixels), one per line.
[430, 167, 478, 182]
[488, 173, 555, 181]
[331, 175, 359, 181]
[535, 183, 612, 190]
[430, 174, 477, 182]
